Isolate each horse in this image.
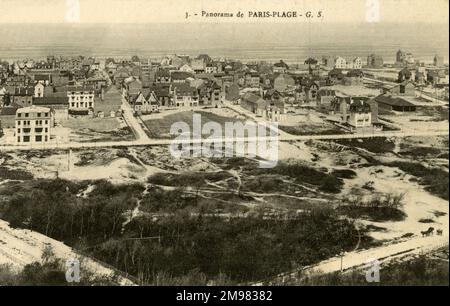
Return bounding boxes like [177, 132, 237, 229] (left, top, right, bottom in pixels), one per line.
[421, 227, 435, 237]
[436, 229, 443, 236]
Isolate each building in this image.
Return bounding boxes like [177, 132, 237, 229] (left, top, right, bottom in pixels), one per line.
[273, 74, 295, 92]
[191, 59, 205, 74]
[397, 68, 412, 82]
[244, 73, 260, 88]
[351, 57, 363, 69]
[179, 64, 194, 73]
[171, 71, 194, 83]
[340, 98, 372, 128]
[173, 84, 199, 107]
[95, 86, 123, 117]
[396, 50, 415, 65]
[384, 81, 415, 97]
[33, 96, 69, 121]
[240, 92, 267, 117]
[317, 89, 336, 106]
[345, 69, 364, 85]
[12, 87, 34, 107]
[367, 54, 384, 68]
[225, 83, 240, 103]
[433, 55, 444, 67]
[34, 82, 45, 97]
[273, 60, 289, 74]
[334, 57, 347, 69]
[205, 64, 218, 74]
[133, 89, 159, 114]
[155, 69, 171, 83]
[15, 106, 52, 144]
[0, 107, 19, 128]
[67, 86, 95, 115]
[373, 94, 416, 112]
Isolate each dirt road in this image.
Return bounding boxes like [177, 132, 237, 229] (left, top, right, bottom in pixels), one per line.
[259, 234, 448, 285]
[0, 219, 135, 285]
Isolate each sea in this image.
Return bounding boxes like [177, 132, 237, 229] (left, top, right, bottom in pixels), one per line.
[0, 23, 448, 64]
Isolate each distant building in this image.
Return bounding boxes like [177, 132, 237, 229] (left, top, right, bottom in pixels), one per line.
[433, 55, 444, 67]
[334, 57, 347, 69]
[385, 80, 415, 97]
[240, 92, 267, 117]
[373, 94, 416, 112]
[397, 68, 412, 83]
[317, 89, 336, 106]
[396, 49, 415, 65]
[155, 69, 171, 83]
[95, 86, 123, 117]
[15, 106, 52, 144]
[273, 60, 289, 74]
[12, 87, 34, 107]
[350, 57, 363, 69]
[34, 83, 45, 97]
[33, 96, 69, 121]
[367, 54, 384, 68]
[273, 74, 295, 92]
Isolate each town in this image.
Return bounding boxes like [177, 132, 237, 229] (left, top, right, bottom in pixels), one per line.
[0, 50, 448, 148]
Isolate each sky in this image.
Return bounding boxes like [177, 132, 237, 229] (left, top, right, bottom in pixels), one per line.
[0, 0, 448, 24]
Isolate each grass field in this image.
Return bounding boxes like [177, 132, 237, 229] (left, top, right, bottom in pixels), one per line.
[143, 110, 251, 139]
[60, 117, 134, 142]
[61, 117, 123, 131]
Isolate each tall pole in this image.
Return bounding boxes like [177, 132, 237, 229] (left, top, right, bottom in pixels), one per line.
[68, 149, 72, 171]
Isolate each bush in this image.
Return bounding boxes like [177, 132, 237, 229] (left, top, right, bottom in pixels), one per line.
[337, 194, 406, 222]
[0, 166, 33, 180]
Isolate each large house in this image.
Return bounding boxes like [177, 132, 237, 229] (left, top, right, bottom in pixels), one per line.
[339, 97, 372, 128]
[173, 84, 199, 107]
[67, 86, 95, 115]
[15, 106, 52, 144]
[240, 92, 267, 117]
[133, 89, 159, 114]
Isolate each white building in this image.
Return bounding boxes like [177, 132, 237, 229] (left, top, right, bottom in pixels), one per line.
[67, 86, 95, 114]
[334, 57, 347, 69]
[15, 106, 52, 144]
[34, 83, 45, 97]
[351, 57, 363, 69]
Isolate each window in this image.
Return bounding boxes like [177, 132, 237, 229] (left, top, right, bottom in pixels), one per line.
[37, 113, 41, 117]
[18, 136, 20, 142]
[17, 128, 20, 133]
[18, 113, 21, 117]
[23, 136, 30, 142]
[35, 135, 42, 142]
[45, 113, 49, 117]
[45, 128, 48, 132]
[45, 120, 48, 124]
[17, 121, 21, 125]
[25, 113, 29, 117]
[35, 128, 43, 133]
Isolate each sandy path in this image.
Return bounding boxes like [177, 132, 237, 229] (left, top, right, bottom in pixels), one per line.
[0, 219, 135, 285]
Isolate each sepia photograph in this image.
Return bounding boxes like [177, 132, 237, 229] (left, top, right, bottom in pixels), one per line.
[0, 0, 448, 293]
